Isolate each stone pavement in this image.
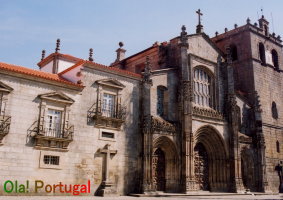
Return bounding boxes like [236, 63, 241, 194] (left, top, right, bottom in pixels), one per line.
[0, 194, 283, 200]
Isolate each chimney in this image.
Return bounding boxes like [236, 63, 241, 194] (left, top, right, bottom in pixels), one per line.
[115, 42, 126, 62]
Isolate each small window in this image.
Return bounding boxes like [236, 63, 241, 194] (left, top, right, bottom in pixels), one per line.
[271, 49, 279, 70]
[102, 131, 115, 139]
[230, 44, 238, 61]
[259, 43, 266, 65]
[43, 155, 60, 165]
[277, 141, 280, 153]
[157, 86, 168, 117]
[102, 93, 116, 118]
[45, 109, 62, 138]
[272, 102, 279, 119]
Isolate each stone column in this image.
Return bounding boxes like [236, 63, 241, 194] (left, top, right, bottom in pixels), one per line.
[253, 92, 269, 192]
[141, 56, 154, 193]
[179, 25, 196, 192]
[226, 47, 244, 192]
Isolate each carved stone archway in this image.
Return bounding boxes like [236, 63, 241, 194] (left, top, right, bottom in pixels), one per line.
[194, 125, 229, 192]
[152, 136, 180, 192]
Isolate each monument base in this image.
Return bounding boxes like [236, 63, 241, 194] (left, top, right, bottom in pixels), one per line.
[97, 181, 118, 197]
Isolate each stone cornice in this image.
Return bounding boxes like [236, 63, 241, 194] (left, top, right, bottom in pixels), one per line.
[0, 70, 83, 91]
[83, 63, 141, 81]
[192, 106, 224, 121]
[262, 122, 283, 130]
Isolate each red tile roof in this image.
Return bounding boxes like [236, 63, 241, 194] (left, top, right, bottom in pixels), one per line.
[37, 52, 81, 67]
[58, 60, 85, 75]
[0, 62, 83, 88]
[38, 52, 141, 78]
[84, 60, 142, 78]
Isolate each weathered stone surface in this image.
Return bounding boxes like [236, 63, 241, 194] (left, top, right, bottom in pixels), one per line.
[0, 16, 282, 197]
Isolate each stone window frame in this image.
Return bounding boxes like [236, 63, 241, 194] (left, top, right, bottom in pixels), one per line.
[98, 128, 117, 142]
[39, 150, 63, 170]
[95, 79, 125, 113]
[33, 91, 75, 151]
[271, 49, 279, 70]
[271, 101, 278, 120]
[258, 42, 266, 65]
[38, 92, 74, 137]
[156, 85, 168, 118]
[92, 78, 126, 130]
[0, 81, 13, 116]
[193, 66, 215, 109]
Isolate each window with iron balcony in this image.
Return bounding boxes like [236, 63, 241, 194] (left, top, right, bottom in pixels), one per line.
[31, 92, 75, 151]
[0, 81, 13, 144]
[90, 79, 127, 130]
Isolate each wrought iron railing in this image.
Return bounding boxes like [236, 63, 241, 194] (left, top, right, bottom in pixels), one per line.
[39, 122, 74, 139]
[89, 99, 126, 121]
[0, 115, 11, 135]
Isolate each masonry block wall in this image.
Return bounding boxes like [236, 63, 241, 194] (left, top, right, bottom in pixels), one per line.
[213, 20, 283, 192]
[0, 65, 141, 195]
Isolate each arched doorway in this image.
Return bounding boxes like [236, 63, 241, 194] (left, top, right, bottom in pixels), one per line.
[153, 148, 166, 191]
[194, 125, 229, 192]
[152, 136, 179, 192]
[194, 143, 209, 191]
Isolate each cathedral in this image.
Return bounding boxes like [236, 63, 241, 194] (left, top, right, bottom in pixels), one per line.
[0, 11, 282, 196]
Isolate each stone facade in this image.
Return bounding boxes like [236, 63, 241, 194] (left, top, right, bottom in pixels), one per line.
[0, 14, 282, 196]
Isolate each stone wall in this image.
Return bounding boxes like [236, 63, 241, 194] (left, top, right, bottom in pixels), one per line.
[251, 30, 283, 191]
[0, 66, 141, 195]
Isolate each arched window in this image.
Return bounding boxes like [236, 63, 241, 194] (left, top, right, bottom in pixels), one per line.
[230, 44, 238, 61]
[272, 101, 278, 119]
[157, 86, 168, 117]
[276, 141, 280, 153]
[259, 43, 266, 65]
[193, 68, 212, 107]
[271, 49, 279, 70]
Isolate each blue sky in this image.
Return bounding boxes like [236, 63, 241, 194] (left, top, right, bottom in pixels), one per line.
[0, 0, 282, 69]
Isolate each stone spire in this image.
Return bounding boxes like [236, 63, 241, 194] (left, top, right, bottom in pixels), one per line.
[180, 25, 188, 47]
[196, 9, 203, 34]
[143, 56, 152, 85]
[41, 50, 46, 61]
[55, 39, 60, 53]
[246, 17, 251, 24]
[89, 48, 93, 61]
[115, 42, 126, 62]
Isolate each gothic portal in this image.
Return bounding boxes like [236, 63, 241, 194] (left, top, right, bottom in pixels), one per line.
[194, 143, 209, 191]
[153, 148, 166, 191]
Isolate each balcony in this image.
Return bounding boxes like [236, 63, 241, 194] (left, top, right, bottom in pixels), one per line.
[0, 115, 11, 143]
[89, 100, 126, 130]
[33, 122, 74, 151]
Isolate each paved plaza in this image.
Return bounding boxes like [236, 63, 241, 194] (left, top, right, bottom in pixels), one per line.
[0, 194, 282, 200]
